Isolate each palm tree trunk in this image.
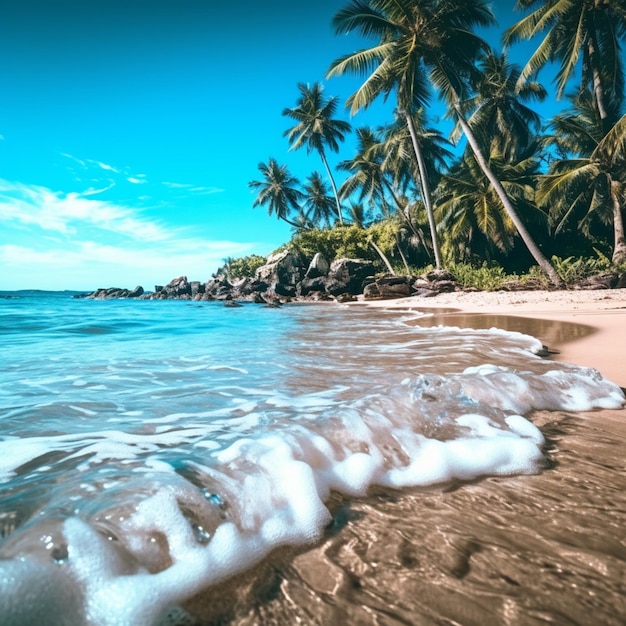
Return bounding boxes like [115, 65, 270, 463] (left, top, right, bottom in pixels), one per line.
[611, 181, 626, 264]
[382, 179, 421, 238]
[319, 150, 344, 225]
[587, 38, 610, 125]
[452, 102, 563, 288]
[404, 111, 443, 270]
[369, 238, 396, 275]
[396, 232, 411, 274]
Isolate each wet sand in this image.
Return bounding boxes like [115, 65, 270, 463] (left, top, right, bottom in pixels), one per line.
[183, 289, 626, 625]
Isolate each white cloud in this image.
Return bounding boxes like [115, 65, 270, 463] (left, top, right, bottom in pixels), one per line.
[0, 179, 260, 291]
[0, 179, 170, 241]
[163, 181, 223, 195]
[95, 160, 120, 173]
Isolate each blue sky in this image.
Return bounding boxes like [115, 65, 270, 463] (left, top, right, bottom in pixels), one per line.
[0, 1, 558, 291]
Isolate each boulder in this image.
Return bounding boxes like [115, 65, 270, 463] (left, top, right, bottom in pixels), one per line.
[127, 285, 144, 298]
[325, 258, 376, 296]
[255, 250, 304, 287]
[204, 276, 234, 300]
[363, 282, 382, 300]
[305, 253, 330, 279]
[298, 276, 328, 297]
[375, 276, 411, 299]
[162, 276, 192, 298]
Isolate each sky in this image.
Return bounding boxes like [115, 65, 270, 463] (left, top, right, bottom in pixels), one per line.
[0, 1, 559, 291]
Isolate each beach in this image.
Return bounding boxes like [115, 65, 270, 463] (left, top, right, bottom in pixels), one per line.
[0, 289, 624, 625]
[358, 287, 626, 388]
[268, 288, 626, 626]
[176, 288, 626, 625]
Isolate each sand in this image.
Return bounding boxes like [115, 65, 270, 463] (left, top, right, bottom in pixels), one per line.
[357, 288, 626, 388]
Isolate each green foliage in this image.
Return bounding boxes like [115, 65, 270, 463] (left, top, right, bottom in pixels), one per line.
[448, 252, 620, 291]
[286, 219, 410, 272]
[289, 225, 376, 264]
[217, 255, 267, 280]
[550, 254, 612, 284]
[448, 263, 510, 291]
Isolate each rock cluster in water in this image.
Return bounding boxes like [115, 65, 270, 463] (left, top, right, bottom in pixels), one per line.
[76, 249, 626, 303]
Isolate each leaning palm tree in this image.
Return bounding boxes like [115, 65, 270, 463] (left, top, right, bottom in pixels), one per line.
[248, 158, 305, 229]
[301, 172, 337, 228]
[539, 91, 626, 264]
[329, 0, 562, 286]
[436, 147, 548, 265]
[504, 0, 626, 126]
[282, 82, 352, 225]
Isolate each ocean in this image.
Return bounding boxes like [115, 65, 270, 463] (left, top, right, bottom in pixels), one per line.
[0, 291, 624, 625]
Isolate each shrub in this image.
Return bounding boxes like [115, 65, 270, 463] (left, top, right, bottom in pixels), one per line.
[448, 262, 510, 291]
[217, 255, 267, 280]
[550, 253, 612, 284]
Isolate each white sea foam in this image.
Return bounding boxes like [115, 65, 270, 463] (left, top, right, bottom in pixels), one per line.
[1, 360, 623, 625]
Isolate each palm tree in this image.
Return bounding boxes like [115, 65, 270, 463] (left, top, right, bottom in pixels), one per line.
[538, 91, 626, 264]
[248, 158, 305, 229]
[504, 0, 626, 126]
[328, 0, 486, 269]
[453, 50, 547, 162]
[282, 82, 352, 225]
[338, 126, 395, 219]
[380, 111, 453, 213]
[436, 148, 548, 265]
[301, 172, 337, 228]
[329, 0, 562, 286]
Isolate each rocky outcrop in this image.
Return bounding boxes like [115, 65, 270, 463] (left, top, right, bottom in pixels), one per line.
[79, 285, 144, 299]
[77, 259, 626, 304]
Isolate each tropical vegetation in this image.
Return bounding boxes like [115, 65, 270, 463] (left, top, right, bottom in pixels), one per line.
[246, 0, 626, 288]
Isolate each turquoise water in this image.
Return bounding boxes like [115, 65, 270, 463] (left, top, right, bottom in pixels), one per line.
[0, 292, 623, 625]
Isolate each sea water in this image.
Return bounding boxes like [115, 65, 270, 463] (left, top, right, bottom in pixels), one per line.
[0, 291, 623, 625]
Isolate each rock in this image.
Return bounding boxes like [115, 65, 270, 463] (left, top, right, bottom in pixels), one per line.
[375, 276, 411, 299]
[410, 270, 459, 296]
[305, 253, 330, 279]
[299, 276, 328, 297]
[128, 285, 144, 298]
[325, 258, 376, 296]
[204, 276, 234, 300]
[84, 287, 133, 299]
[255, 250, 304, 286]
[574, 272, 619, 290]
[163, 276, 192, 297]
[424, 269, 457, 282]
[189, 281, 203, 298]
[335, 293, 357, 303]
[363, 282, 382, 300]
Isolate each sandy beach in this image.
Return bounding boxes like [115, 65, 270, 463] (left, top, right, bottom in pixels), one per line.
[358, 288, 626, 388]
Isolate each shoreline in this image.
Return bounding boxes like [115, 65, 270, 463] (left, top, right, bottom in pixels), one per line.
[355, 288, 626, 388]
